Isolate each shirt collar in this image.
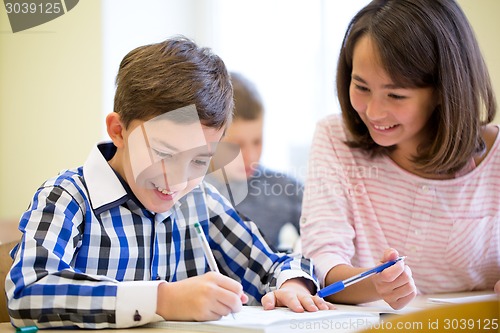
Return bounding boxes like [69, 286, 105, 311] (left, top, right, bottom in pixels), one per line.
[83, 142, 128, 213]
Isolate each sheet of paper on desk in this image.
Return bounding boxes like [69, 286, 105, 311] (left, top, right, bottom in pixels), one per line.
[427, 293, 498, 304]
[146, 306, 379, 333]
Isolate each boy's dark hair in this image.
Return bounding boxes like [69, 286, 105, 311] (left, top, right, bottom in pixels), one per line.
[230, 72, 264, 121]
[114, 36, 233, 129]
[337, 0, 497, 175]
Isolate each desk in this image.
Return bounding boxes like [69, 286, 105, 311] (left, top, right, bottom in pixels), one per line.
[353, 290, 498, 314]
[0, 292, 497, 333]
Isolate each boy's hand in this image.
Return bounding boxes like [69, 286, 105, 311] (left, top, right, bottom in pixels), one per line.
[156, 271, 248, 321]
[261, 278, 335, 312]
[371, 248, 417, 310]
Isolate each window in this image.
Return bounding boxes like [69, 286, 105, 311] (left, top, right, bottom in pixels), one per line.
[103, 0, 370, 180]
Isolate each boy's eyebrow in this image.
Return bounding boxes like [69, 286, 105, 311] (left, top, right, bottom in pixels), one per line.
[351, 74, 401, 89]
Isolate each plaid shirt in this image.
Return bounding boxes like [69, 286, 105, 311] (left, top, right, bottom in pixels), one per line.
[6, 143, 318, 329]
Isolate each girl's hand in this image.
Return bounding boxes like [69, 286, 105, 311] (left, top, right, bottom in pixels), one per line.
[372, 248, 417, 310]
[156, 271, 248, 321]
[261, 278, 335, 312]
[494, 280, 500, 294]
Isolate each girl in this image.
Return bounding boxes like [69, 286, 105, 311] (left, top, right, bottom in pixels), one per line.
[301, 0, 499, 310]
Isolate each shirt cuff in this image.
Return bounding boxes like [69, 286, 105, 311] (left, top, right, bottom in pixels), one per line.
[276, 270, 320, 293]
[115, 280, 165, 328]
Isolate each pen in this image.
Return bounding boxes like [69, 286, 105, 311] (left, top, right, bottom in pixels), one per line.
[194, 222, 219, 273]
[194, 222, 237, 319]
[317, 256, 406, 298]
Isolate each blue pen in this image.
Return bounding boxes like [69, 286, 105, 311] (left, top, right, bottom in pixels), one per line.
[317, 256, 406, 298]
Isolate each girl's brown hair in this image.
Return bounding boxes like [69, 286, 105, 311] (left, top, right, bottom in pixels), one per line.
[337, 0, 496, 175]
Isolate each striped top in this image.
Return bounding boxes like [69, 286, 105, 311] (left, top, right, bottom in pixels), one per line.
[6, 143, 317, 329]
[301, 114, 500, 294]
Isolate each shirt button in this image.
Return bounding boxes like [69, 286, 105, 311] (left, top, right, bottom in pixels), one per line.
[300, 217, 307, 224]
[134, 310, 142, 321]
[421, 185, 435, 193]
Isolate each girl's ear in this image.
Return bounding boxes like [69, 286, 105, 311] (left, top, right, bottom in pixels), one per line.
[106, 112, 125, 148]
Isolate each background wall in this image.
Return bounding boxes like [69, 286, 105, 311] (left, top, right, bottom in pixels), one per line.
[0, 1, 102, 220]
[458, 0, 500, 114]
[1, 0, 499, 222]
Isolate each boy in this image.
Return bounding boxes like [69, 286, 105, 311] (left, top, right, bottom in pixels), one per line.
[6, 37, 331, 329]
[206, 72, 303, 251]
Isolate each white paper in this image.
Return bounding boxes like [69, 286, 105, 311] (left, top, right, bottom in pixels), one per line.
[147, 306, 379, 333]
[427, 293, 498, 304]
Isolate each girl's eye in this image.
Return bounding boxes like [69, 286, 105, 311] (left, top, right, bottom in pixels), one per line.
[388, 93, 406, 100]
[354, 84, 369, 92]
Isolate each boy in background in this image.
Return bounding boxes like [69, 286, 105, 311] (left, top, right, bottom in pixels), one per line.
[207, 72, 303, 251]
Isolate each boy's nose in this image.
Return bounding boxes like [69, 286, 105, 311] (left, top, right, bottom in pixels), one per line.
[157, 160, 190, 192]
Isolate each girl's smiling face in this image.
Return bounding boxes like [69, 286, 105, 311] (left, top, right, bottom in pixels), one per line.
[349, 35, 438, 157]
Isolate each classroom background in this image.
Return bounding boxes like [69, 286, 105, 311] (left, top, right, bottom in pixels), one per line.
[1, 0, 500, 222]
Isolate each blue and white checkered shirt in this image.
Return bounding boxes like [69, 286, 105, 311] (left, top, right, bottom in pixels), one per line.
[6, 143, 318, 329]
